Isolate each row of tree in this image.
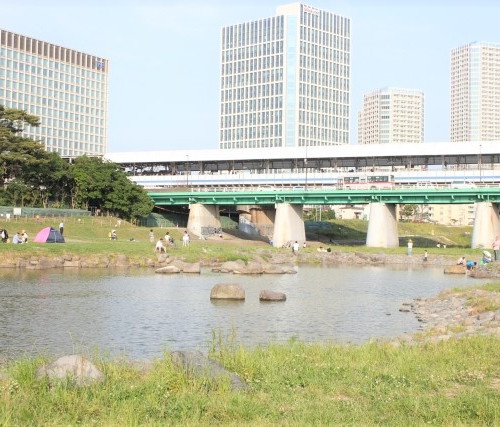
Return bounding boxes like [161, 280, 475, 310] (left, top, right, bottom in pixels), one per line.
[0, 105, 154, 220]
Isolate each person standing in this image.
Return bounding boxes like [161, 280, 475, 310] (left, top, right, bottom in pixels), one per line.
[407, 239, 413, 256]
[423, 250, 428, 262]
[182, 231, 190, 247]
[292, 240, 299, 255]
[149, 229, 155, 243]
[59, 221, 64, 236]
[492, 236, 500, 261]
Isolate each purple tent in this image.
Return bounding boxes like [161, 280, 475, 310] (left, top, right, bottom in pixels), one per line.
[34, 227, 65, 243]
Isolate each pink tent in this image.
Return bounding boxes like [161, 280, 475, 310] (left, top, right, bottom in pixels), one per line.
[34, 227, 65, 243]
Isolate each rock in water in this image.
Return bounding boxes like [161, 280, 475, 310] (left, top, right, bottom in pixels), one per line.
[259, 290, 287, 301]
[210, 284, 245, 300]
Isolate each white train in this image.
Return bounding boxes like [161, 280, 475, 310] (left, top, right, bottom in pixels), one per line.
[130, 168, 499, 191]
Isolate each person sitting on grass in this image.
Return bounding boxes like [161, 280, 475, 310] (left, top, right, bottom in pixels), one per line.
[155, 238, 166, 253]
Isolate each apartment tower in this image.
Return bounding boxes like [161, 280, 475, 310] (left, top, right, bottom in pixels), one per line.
[451, 42, 500, 142]
[0, 28, 108, 156]
[219, 3, 350, 149]
[358, 88, 424, 144]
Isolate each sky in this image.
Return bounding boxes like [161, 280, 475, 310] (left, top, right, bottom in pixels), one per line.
[1, 0, 499, 153]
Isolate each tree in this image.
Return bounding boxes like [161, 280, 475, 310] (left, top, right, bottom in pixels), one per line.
[400, 204, 416, 221]
[0, 106, 154, 218]
[0, 105, 69, 206]
[72, 155, 153, 220]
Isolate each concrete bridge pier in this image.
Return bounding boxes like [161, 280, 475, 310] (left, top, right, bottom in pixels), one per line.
[272, 203, 305, 248]
[187, 204, 221, 239]
[471, 202, 500, 248]
[237, 205, 275, 239]
[366, 203, 399, 248]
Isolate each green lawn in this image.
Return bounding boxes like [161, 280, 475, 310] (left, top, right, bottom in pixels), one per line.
[1, 335, 499, 425]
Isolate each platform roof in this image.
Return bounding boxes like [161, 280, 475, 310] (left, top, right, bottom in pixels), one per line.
[105, 141, 500, 165]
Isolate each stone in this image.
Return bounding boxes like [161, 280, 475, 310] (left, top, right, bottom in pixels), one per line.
[234, 261, 263, 274]
[259, 290, 286, 301]
[36, 355, 104, 386]
[215, 260, 246, 273]
[171, 260, 201, 273]
[156, 253, 169, 263]
[443, 265, 466, 274]
[114, 255, 129, 267]
[171, 350, 248, 391]
[262, 264, 287, 274]
[210, 284, 245, 300]
[470, 269, 492, 279]
[155, 265, 181, 274]
[64, 260, 81, 268]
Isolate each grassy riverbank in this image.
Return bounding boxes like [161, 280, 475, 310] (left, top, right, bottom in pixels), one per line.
[0, 216, 482, 264]
[1, 334, 499, 425]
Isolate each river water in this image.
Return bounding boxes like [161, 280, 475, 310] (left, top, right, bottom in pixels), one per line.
[0, 266, 484, 359]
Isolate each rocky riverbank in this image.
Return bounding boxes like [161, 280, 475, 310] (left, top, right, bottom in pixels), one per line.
[1, 249, 500, 277]
[395, 287, 500, 345]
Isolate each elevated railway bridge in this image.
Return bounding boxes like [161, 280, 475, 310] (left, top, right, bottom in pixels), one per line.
[104, 142, 500, 248]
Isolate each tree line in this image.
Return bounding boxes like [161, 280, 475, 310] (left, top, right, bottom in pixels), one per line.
[0, 105, 154, 220]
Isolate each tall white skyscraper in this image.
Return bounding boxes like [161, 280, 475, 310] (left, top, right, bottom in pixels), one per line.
[358, 88, 424, 144]
[451, 42, 500, 142]
[219, 3, 350, 149]
[0, 28, 108, 157]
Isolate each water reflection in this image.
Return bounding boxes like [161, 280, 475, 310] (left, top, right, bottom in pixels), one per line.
[0, 265, 485, 359]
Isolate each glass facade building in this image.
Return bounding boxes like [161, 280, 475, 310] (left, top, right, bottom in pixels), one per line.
[358, 88, 424, 144]
[0, 28, 108, 156]
[451, 42, 500, 142]
[219, 3, 350, 149]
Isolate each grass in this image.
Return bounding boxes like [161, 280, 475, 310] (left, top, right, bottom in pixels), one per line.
[0, 216, 257, 264]
[1, 335, 499, 425]
[0, 216, 485, 266]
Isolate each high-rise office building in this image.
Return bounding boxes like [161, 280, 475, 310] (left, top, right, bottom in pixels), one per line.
[358, 88, 424, 145]
[451, 42, 500, 142]
[0, 28, 108, 156]
[219, 3, 350, 149]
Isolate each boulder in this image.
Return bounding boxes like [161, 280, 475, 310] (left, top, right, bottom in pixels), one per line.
[214, 260, 246, 273]
[64, 260, 81, 268]
[234, 261, 263, 274]
[156, 253, 170, 263]
[114, 255, 129, 267]
[444, 265, 466, 274]
[36, 355, 104, 386]
[259, 290, 286, 301]
[210, 284, 245, 300]
[171, 350, 248, 391]
[155, 265, 181, 274]
[470, 269, 493, 279]
[263, 264, 297, 274]
[171, 260, 201, 273]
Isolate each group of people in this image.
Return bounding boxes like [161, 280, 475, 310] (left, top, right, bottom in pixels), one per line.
[0, 229, 28, 244]
[153, 230, 190, 253]
[12, 230, 29, 244]
[454, 235, 500, 270]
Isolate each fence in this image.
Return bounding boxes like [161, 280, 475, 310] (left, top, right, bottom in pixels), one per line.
[0, 206, 91, 223]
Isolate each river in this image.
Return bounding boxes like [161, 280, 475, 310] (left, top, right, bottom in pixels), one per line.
[0, 265, 484, 359]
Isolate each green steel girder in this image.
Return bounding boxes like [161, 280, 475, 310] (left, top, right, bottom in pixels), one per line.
[149, 188, 500, 206]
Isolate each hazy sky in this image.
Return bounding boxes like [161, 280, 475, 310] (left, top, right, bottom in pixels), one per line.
[1, 0, 499, 152]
